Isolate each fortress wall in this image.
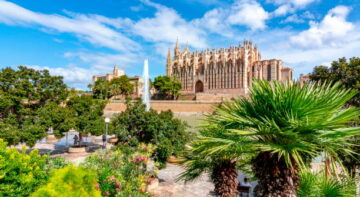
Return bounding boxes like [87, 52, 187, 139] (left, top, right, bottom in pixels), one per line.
[104, 100, 221, 116]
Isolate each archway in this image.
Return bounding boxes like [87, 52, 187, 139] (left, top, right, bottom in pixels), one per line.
[195, 80, 204, 93]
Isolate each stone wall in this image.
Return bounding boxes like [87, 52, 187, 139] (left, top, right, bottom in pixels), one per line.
[195, 93, 247, 101]
[104, 100, 221, 116]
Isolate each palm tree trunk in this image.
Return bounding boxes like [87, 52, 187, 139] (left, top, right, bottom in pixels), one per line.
[253, 152, 299, 197]
[211, 159, 238, 197]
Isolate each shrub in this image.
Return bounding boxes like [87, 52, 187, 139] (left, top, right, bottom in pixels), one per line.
[111, 100, 191, 166]
[0, 139, 48, 196]
[31, 165, 101, 197]
[297, 170, 357, 197]
[82, 144, 156, 197]
[45, 156, 70, 172]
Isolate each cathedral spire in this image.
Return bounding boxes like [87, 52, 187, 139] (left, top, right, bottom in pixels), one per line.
[175, 37, 179, 49]
[167, 48, 171, 59]
[174, 38, 181, 58]
[184, 43, 190, 55]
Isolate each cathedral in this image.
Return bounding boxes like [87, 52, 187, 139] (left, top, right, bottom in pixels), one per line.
[166, 40, 293, 99]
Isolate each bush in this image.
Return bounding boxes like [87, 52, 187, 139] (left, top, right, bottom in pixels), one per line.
[31, 165, 101, 197]
[111, 100, 191, 166]
[297, 170, 357, 197]
[82, 144, 156, 197]
[0, 139, 49, 196]
[45, 156, 70, 172]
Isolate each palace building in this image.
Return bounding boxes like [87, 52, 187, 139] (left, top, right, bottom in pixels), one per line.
[93, 66, 143, 98]
[166, 40, 294, 100]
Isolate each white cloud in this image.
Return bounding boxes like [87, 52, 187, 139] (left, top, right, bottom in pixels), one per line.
[192, 0, 270, 34]
[0, 0, 139, 52]
[290, 6, 354, 49]
[227, 0, 269, 30]
[64, 52, 139, 71]
[268, 0, 317, 7]
[184, 0, 224, 6]
[301, 11, 315, 20]
[269, 0, 317, 16]
[281, 11, 315, 24]
[30, 51, 141, 89]
[281, 14, 304, 23]
[273, 5, 294, 16]
[132, 0, 207, 49]
[29, 65, 95, 89]
[192, 8, 237, 38]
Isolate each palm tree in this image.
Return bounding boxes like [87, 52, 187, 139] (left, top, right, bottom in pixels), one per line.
[180, 80, 360, 197]
[178, 124, 253, 197]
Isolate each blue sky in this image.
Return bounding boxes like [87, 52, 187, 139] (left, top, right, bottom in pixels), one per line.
[0, 0, 359, 89]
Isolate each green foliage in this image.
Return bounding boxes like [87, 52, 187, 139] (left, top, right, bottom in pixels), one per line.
[31, 165, 101, 197]
[66, 95, 107, 136]
[310, 57, 360, 177]
[91, 79, 111, 99]
[179, 121, 253, 183]
[203, 80, 359, 169]
[0, 66, 69, 146]
[82, 144, 155, 197]
[153, 75, 181, 100]
[45, 157, 70, 171]
[180, 80, 360, 194]
[0, 139, 49, 197]
[90, 75, 134, 99]
[37, 102, 75, 138]
[111, 100, 191, 165]
[297, 170, 357, 197]
[310, 57, 360, 107]
[109, 75, 134, 97]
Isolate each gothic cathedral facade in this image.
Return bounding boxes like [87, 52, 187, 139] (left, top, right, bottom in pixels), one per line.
[166, 40, 293, 97]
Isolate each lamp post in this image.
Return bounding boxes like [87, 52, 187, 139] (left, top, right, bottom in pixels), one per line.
[104, 117, 110, 148]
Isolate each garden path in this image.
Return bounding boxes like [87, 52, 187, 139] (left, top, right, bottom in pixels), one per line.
[152, 163, 215, 197]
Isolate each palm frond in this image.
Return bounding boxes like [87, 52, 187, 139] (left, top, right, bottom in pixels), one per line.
[179, 79, 360, 182]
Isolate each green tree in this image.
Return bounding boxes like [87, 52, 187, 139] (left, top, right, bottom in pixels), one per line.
[180, 80, 360, 197]
[310, 57, 360, 107]
[0, 66, 69, 146]
[111, 100, 190, 166]
[109, 75, 134, 97]
[310, 57, 360, 177]
[153, 75, 181, 100]
[66, 95, 107, 143]
[37, 103, 75, 138]
[90, 76, 134, 100]
[179, 123, 252, 197]
[90, 79, 110, 99]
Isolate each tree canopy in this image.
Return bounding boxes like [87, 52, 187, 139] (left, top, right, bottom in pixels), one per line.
[66, 95, 107, 136]
[111, 100, 191, 166]
[109, 75, 134, 97]
[90, 79, 110, 100]
[153, 75, 181, 100]
[0, 66, 107, 146]
[310, 57, 360, 107]
[90, 75, 134, 99]
[0, 66, 69, 146]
